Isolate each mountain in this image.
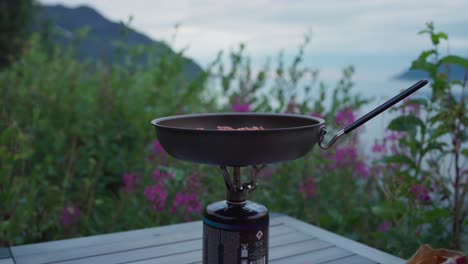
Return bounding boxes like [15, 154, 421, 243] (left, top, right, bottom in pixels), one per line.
[34, 4, 203, 81]
[395, 63, 466, 81]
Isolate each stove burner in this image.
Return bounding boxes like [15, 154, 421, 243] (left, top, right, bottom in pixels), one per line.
[221, 165, 265, 204]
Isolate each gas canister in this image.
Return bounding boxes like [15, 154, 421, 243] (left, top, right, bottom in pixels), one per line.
[203, 200, 269, 264]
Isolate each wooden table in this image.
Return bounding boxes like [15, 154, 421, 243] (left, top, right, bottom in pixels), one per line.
[1, 215, 405, 264]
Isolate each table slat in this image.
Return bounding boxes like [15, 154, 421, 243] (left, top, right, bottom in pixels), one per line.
[325, 254, 379, 264]
[0, 259, 14, 264]
[269, 239, 332, 260]
[128, 250, 202, 264]
[52, 239, 201, 264]
[271, 246, 354, 264]
[0, 248, 11, 259]
[269, 232, 313, 247]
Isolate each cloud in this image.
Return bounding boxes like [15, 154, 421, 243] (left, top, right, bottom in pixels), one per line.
[40, 0, 468, 70]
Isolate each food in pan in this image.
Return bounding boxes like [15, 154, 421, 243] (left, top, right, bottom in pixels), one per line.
[217, 126, 264, 130]
[195, 126, 265, 130]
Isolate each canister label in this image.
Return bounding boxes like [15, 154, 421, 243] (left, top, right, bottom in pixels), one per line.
[203, 219, 269, 264]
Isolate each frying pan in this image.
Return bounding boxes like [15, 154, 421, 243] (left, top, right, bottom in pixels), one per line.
[151, 80, 428, 167]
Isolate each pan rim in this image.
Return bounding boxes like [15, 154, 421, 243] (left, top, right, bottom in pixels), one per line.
[151, 112, 325, 132]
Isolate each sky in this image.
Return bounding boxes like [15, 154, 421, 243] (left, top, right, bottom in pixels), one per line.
[38, 0, 468, 81]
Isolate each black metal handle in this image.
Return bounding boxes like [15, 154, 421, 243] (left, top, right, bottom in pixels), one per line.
[343, 80, 428, 134]
[318, 80, 429, 149]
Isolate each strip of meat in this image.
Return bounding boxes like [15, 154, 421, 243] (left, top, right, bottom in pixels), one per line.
[195, 126, 265, 130]
[216, 126, 264, 130]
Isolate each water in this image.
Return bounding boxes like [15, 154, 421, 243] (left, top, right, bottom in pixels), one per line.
[350, 79, 419, 150]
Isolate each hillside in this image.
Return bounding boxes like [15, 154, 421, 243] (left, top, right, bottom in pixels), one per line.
[395, 63, 466, 81]
[34, 4, 203, 81]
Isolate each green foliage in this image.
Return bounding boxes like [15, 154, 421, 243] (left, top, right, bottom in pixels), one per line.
[441, 55, 468, 68]
[372, 22, 467, 255]
[388, 115, 425, 133]
[0, 30, 212, 244]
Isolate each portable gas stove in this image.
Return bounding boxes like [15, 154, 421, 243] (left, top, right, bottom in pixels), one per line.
[151, 80, 428, 264]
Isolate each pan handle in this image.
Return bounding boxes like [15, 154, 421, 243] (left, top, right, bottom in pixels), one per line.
[318, 80, 429, 149]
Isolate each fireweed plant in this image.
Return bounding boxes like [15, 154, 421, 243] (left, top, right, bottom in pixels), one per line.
[366, 22, 467, 254]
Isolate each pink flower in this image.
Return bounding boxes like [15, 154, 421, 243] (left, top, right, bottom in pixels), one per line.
[309, 112, 324, 119]
[410, 184, 431, 202]
[152, 140, 165, 153]
[378, 221, 392, 233]
[167, 171, 174, 179]
[60, 205, 80, 228]
[170, 192, 202, 221]
[232, 97, 250, 112]
[389, 144, 399, 155]
[168, 172, 204, 221]
[372, 140, 386, 153]
[152, 170, 175, 183]
[431, 180, 441, 192]
[152, 170, 162, 181]
[355, 161, 370, 178]
[144, 184, 167, 211]
[299, 179, 317, 199]
[385, 132, 401, 142]
[122, 172, 140, 193]
[185, 172, 204, 193]
[401, 97, 420, 116]
[149, 140, 168, 164]
[332, 145, 358, 167]
[335, 108, 355, 126]
[152, 170, 164, 181]
[232, 103, 251, 112]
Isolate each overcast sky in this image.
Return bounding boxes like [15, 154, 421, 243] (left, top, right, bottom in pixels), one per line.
[39, 0, 468, 80]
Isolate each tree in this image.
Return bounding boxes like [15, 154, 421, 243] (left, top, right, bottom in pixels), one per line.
[0, 0, 35, 69]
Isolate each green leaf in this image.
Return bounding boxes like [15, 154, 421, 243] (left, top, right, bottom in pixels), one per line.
[94, 199, 104, 206]
[423, 208, 450, 222]
[381, 155, 417, 169]
[430, 124, 450, 137]
[423, 141, 447, 154]
[410, 60, 436, 73]
[437, 32, 448, 41]
[371, 205, 386, 216]
[405, 98, 428, 107]
[388, 115, 425, 132]
[418, 29, 430, 35]
[221, 76, 230, 92]
[462, 148, 468, 158]
[418, 50, 436, 61]
[371, 202, 405, 218]
[441, 55, 468, 68]
[431, 35, 440, 45]
[257, 71, 265, 82]
[327, 208, 343, 224]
